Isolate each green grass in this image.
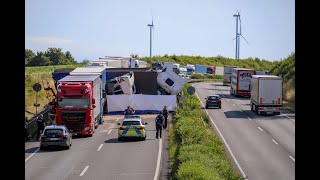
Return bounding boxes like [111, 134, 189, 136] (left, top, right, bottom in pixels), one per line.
[169, 84, 242, 180]
[283, 101, 295, 112]
[25, 64, 84, 75]
[25, 64, 84, 120]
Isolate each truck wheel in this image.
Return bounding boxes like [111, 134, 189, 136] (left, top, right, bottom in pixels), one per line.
[251, 103, 254, 111]
[40, 146, 45, 151]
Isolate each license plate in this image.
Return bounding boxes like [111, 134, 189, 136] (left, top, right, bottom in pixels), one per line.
[266, 112, 273, 114]
[49, 138, 59, 140]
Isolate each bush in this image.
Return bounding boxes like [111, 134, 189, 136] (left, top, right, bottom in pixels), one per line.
[191, 73, 205, 79]
[177, 160, 221, 180]
[206, 74, 223, 79]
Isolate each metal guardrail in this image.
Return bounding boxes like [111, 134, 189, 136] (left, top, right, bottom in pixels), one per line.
[27, 107, 51, 126]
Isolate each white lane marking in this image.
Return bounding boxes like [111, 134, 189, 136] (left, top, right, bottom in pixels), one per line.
[227, 99, 230, 101]
[25, 148, 39, 162]
[194, 92, 247, 179]
[239, 110, 243, 112]
[64, 165, 74, 178]
[153, 138, 163, 180]
[272, 139, 278, 145]
[97, 144, 103, 151]
[233, 104, 236, 106]
[289, 156, 295, 162]
[282, 113, 295, 122]
[108, 129, 112, 134]
[80, 166, 89, 176]
[248, 117, 252, 120]
[258, 127, 264, 132]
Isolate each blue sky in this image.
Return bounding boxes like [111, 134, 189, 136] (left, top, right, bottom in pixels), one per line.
[25, 0, 295, 62]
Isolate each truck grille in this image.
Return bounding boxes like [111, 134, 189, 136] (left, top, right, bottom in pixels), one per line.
[61, 111, 86, 132]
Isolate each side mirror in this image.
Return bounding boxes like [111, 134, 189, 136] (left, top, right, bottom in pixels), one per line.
[144, 122, 148, 125]
[92, 105, 96, 108]
[117, 123, 121, 126]
[92, 98, 96, 104]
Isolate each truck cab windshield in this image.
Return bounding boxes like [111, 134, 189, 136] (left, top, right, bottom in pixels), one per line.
[57, 98, 90, 108]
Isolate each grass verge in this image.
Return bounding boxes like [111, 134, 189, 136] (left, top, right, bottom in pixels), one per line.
[169, 83, 242, 180]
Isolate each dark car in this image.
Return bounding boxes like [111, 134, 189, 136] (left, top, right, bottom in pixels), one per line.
[40, 125, 72, 150]
[205, 95, 222, 109]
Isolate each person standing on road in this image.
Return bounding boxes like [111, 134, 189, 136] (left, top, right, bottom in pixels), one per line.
[162, 106, 169, 129]
[36, 114, 45, 141]
[155, 111, 164, 139]
[124, 106, 135, 115]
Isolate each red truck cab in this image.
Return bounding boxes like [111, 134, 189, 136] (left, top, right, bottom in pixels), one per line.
[52, 75, 102, 137]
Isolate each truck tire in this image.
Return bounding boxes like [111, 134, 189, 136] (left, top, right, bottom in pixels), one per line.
[40, 146, 46, 151]
[251, 103, 254, 111]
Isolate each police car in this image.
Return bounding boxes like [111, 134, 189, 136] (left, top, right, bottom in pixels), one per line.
[117, 115, 148, 141]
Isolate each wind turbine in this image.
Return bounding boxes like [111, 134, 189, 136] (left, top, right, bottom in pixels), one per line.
[147, 16, 154, 57]
[233, 10, 249, 59]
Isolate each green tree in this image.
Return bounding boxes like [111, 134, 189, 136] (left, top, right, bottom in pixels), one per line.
[27, 52, 52, 66]
[25, 49, 35, 65]
[81, 59, 89, 65]
[65, 51, 77, 64]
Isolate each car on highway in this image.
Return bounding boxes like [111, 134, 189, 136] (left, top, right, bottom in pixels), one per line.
[205, 94, 222, 109]
[40, 125, 72, 150]
[117, 115, 148, 141]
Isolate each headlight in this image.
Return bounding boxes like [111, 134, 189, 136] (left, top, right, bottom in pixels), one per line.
[84, 88, 89, 93]
[84, 127, 90, 131]
[57, 86, 62, 93]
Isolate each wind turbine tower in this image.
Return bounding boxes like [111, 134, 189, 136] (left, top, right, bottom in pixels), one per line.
[233, 11, 249, 60]
[147, 18, 154, 57]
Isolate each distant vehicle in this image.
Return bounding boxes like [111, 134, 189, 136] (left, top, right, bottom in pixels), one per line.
[163, 62, 174, 72]
[205, 95, 222, 109]
[223, 66, 238, 86]
[40, 125, 72, 150]
[173, 63, 180, 74]
[186, 64, 195, 75]
[250, 75, 283, 115]
[151, 61, 164, 70]
[195, 65, 207, 74]
[206, 66, 216, 75]
[179, 73, 190, 80]
[230, 68, 256, 97]
[117, 115, 148, 141]
[255, 70, 270, 75]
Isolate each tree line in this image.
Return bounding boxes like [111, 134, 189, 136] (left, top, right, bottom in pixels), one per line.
[25, 48, 78, 66]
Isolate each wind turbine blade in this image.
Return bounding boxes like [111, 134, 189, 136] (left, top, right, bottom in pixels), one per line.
[241, 35, 249, 45]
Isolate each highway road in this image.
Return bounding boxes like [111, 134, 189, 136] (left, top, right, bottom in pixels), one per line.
[193, 82, 295, 180]
[25, 115, 167, 180]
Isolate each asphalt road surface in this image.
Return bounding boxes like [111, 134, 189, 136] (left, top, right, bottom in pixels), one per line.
[25, 115, 167, 180]
[193, 82, 295, 180]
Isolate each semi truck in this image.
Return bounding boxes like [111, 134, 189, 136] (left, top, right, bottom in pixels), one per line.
[223, 66, 237, 86]
[51, 75, 103, 137]
[250, 75, 283, 115]
[173, 63, 180, 74]
[69, 66, 107, 121]
[230, 68, 255, 97]
[186, 64, 195, 75]
[195, 65, 207, 74]
[207, 66, 216, 75]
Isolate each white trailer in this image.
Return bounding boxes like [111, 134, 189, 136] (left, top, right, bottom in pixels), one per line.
[250, 75, 283, 115]
[163, 62, 174, 72]
[223, 66, 237, 86]
[230, 68, 255, 97]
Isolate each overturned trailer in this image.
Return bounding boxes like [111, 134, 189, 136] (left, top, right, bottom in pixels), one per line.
[105, 68, 181, 114]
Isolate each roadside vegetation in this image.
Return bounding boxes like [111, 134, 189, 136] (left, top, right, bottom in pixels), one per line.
[269, 53, 295, 111]
[169, 84, 242, 180]
[25, 64, 84, 121]
[136, 54, 275, 71]
[191, 74, 223, 79]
